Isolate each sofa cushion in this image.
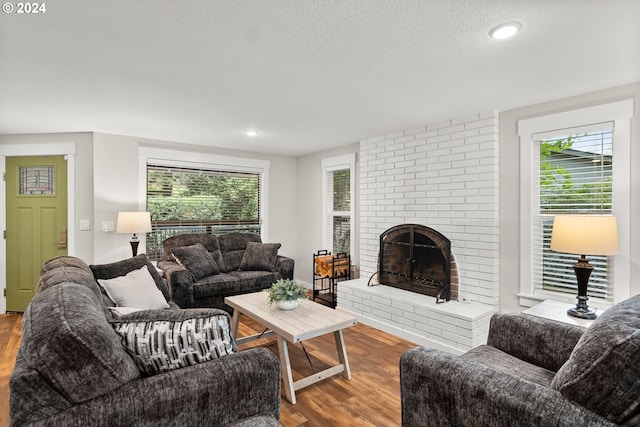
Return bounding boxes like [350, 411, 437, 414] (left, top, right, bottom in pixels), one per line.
[110, 308, 236, 376]
[239, 242, 281, 272]
[172, 243, 220, 280]
[97, 265, 170, 310]
[551, 294, 640, 423]
[193, 271, 280, 298]
[218, 233, 262, 272]
[462, 345, 555, 387]
[91, 254, 171, 303]
[20, 283, 140, 403]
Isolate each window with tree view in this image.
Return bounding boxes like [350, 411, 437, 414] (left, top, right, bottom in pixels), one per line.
[146, 164, 260, 260]
[537, 128, 613, 300]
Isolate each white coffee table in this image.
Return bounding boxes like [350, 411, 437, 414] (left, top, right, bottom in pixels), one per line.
[225, 291, 357, 404]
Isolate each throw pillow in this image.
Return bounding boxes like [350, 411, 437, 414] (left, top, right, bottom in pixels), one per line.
[111, 310, 236, 376]
[239, 242, 281, 272]
[171, 243, 220, 280]
[90, 254, 171, 303]
[97, 265, 170, 310]
[551, 294, 640, 424]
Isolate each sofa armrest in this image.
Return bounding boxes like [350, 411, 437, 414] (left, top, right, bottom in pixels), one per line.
[400, 347, 614, 427]
[158, 260, 195, 308]
[275, 256, 294, 280]
[29, 347, 281, 427]
[487, 312, 585, 372]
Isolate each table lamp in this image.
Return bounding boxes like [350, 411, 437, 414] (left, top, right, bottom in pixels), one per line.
[117, 211, 152, 257]
[550, 215, 618, 319]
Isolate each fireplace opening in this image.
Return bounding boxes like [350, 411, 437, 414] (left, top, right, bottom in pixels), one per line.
[378, 224, 458, 301]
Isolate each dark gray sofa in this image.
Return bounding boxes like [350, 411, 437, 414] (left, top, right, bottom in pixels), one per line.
[158, 233, 294, 311]
[10, 255, 282, 427]
[400, 294, 640, 426]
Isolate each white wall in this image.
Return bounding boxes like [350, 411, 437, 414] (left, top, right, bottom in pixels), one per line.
[92, 133, 144, 263]
[91, 134, 299, 265]
[499, 82, 640, 312]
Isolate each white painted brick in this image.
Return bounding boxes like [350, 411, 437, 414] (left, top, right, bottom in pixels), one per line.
[452, 129, 479, 140]
[396, 135, 416, 144]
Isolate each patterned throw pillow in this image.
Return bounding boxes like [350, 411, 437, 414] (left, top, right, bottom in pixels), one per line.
[111, 312, 236, 376]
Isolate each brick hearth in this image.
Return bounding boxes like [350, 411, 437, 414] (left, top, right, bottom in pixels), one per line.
[337, 278, 496, 355]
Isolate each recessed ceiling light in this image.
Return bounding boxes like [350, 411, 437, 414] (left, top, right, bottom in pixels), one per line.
[489, 22, 522, 40]
[245, 130, 258, 137]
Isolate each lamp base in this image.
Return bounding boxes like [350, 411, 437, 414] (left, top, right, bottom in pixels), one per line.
[567, 257, 597, 320]
[567, 306, 597, 320]
[129, 234, 140, 257]
[567, 296, 597, 320]
[129, 240, 140, 257]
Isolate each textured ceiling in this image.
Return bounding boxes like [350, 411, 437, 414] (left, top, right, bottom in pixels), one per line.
[1, 0, 638, 156]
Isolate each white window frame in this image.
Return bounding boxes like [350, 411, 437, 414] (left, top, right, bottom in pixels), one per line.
[321, 153, 355, 255]
[138, 147, 270, 241]
[518, 99, 633, 308]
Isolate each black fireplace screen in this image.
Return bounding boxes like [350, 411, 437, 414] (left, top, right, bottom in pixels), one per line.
[378, 224, 451, 301]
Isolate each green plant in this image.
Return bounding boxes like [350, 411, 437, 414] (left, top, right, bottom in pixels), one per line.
[266, 279, 308, 304]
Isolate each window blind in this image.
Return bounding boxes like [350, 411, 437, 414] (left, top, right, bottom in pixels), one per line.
[532, 126, 614, 301]
[327, 168, 351, 254]
[146, 164, 261, 260]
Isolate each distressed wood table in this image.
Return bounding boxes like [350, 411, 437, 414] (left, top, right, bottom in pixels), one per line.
[225, 291, 357, 404]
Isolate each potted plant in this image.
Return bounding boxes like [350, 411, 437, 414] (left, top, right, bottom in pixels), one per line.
[267, 279, 308, 310]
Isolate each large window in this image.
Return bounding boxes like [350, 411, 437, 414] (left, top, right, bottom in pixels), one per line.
[537, 128, 613, 299]
[519, 100, 632, 307]
[322, 154, 355, 255]
[139, 148, 269, 261]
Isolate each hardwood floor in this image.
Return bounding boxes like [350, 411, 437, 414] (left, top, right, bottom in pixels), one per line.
[0, 314, 21, 427]
[0, 313, 416, 427]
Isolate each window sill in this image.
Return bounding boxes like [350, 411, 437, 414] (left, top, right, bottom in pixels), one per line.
[518, 292, 612, 311]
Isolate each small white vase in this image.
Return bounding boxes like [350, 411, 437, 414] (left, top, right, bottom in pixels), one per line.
[277, 299, 299, 310]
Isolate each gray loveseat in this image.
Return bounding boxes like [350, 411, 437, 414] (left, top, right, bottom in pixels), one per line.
[158, 233, 294, 311]
[10, 255, 282, 427]
[400, 294, 640, 426]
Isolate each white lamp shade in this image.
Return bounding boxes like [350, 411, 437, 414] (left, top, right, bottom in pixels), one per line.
[116, 212, 152, 234]
[550, 215, 619, 256]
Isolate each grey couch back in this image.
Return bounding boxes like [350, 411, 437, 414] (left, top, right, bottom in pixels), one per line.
[162, 233, 262, 272]
[10, 257, 140, 425]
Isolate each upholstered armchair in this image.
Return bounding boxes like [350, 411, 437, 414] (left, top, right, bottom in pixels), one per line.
[400, 294, 640, 426]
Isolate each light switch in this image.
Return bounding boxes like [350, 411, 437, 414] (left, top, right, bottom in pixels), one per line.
[101, 221, 114, 232]
[79, 219, 90, 231]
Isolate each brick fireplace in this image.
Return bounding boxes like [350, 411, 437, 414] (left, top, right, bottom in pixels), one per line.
[337, 112, 499, 354]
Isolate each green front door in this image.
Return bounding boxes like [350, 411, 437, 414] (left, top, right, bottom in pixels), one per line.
[6, 156, 68, 312]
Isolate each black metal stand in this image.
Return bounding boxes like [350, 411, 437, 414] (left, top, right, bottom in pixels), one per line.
[567, 255, 597, 320]
[313, 250, 351, 308]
